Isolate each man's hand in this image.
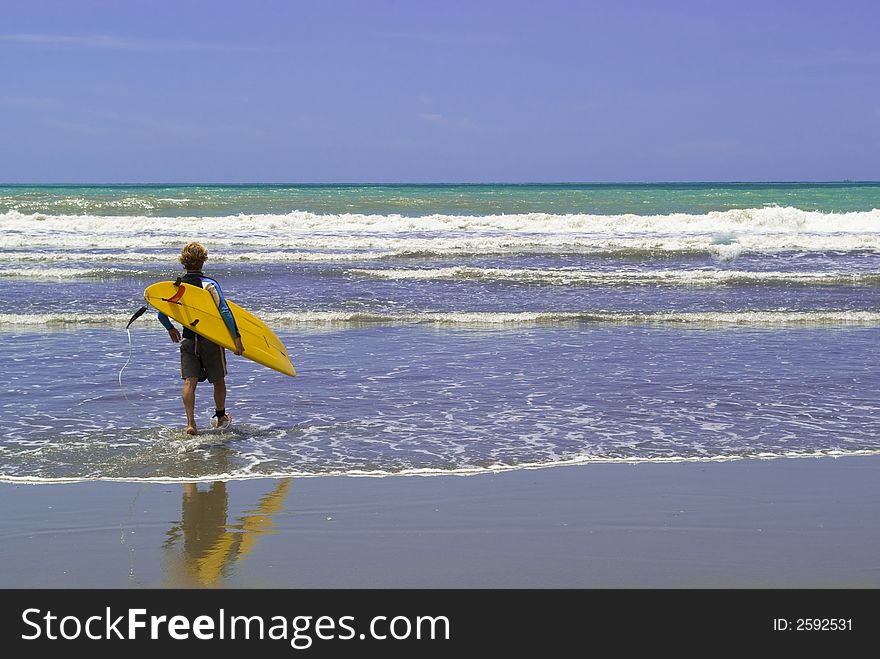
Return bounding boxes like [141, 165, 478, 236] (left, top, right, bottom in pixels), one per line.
[168, 327, 181, 343]
[233, 337, 244, 356]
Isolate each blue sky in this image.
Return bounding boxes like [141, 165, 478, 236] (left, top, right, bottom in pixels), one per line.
[1, 0, 878, 183]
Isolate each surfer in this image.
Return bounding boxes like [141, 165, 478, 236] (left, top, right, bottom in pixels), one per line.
[157, 242, 245, 435]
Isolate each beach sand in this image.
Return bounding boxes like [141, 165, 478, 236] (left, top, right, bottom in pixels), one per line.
[2, 456, 878, 588]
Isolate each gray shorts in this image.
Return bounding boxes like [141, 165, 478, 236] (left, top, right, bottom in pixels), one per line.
[180, 337, 227, 383]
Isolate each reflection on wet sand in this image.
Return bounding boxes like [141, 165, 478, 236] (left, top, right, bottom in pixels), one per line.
[163, 477, 293, 586]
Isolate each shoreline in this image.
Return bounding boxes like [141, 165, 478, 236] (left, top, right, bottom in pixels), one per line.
[2, 455, 879, 588]
[4, 449, 880, 485]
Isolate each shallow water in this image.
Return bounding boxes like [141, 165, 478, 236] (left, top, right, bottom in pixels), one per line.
[1, 183, 878, 481]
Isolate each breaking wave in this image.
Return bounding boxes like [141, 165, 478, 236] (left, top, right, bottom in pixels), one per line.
[1, 207, 879, 259]
[341, 267, 880, 287]
[3, 310, 880, 328]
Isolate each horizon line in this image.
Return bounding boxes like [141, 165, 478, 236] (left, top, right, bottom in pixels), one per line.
[1, 180, 878, 187]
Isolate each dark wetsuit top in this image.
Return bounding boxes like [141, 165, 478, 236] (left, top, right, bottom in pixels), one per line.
[156, 270, 240, 340]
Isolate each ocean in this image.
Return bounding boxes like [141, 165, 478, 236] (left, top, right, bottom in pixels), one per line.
[1, 183, 878, 482]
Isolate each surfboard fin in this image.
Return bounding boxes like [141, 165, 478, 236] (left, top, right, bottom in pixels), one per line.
[162, 284, 186, 305]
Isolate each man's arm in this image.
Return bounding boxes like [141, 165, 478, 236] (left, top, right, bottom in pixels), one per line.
[158, 312, 181, 343]
[203, 278, 244, 355]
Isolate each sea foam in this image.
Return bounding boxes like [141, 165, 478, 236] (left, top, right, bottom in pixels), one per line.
[3, 310, 879, 329]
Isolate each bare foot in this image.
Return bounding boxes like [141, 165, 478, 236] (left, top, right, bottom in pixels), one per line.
[186, 425, 198, 436]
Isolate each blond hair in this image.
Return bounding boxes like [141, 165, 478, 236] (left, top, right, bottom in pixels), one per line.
[179, 242, 208, 271]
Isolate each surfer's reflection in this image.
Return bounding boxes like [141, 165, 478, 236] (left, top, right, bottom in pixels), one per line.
[163, 477, 293, 586]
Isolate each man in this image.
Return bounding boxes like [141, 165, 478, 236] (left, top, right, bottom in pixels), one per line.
[158, 242, 245, 435]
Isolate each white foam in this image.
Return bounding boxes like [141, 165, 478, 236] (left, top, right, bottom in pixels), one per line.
[0, 250, 396, 263]
[2, 448, 877, 484]
[3, 310, 879, 329]
[0, 312, 131, 326]
[1, 207, 879, 256]
[343, 267, 880, 286]
[0, 235, 878, 261]
[0, 266, 138, 280]
[3, 205, 879, 234]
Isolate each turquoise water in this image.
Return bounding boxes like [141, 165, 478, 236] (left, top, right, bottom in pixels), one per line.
[1, 182, 879, 217]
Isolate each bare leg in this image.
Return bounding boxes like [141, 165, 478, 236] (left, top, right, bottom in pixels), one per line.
[182, 377, 198, 435]
[213, 378, 227, 412]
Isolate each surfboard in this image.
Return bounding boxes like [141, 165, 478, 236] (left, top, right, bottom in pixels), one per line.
[144, 281, 296, 377]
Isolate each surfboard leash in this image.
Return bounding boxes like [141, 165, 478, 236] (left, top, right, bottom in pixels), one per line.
[119, 306, 177, 433]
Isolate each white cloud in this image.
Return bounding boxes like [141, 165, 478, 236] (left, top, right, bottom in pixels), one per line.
[0, 33, 270, 53]
[418, 112, 480, 132]
[0, 94, 55, 108]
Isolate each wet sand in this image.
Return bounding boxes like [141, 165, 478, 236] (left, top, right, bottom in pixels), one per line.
[2, 456, 879, 588]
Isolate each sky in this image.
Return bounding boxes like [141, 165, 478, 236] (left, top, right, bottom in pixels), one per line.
[0, 0, 878, 183]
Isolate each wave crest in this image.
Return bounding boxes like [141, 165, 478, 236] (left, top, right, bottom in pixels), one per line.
[2, 207, 879, 258]
[3, 310, 879, 329]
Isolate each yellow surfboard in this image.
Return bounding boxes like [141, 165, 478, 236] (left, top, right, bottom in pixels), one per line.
[144, 281, 296, 377]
